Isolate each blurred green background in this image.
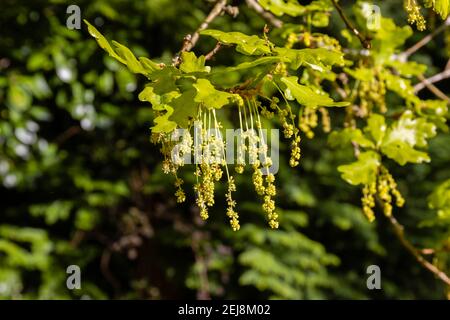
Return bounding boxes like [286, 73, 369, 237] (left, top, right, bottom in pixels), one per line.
[0, 0, 449, 299]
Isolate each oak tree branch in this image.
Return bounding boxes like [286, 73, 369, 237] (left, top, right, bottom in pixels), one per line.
[205, 41, 224, 60]
[402, 16, 450, 59]
[173, 0, 229, 66]
[416, 74, 450, 103]
[245, 0, 283, 28]
[388, 214, 450, 287]
[331, 0, 371, 49]
[414, 69, 450, 92]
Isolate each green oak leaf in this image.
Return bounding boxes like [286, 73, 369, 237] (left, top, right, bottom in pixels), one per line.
[179, 52, 210, 73]
[280, 76, 349, 108]
[193, 79, 236, 109]
[258, 0, 331, 17]
[311, 11, 330, 27]
[384, 73, 419, 104]
[258, 0, 306, 16]
[84, 20, 162, 77]
[344, 67, 373, 81]
[140, 85, 178, 133]
[139, 57, 163, 74]
[370, 17, 413, 63]
[328, 128, 375, 149]
[84, 20, 125, 64]
[365, 114, 386, 147]
[338, 151, 381, 186]
[425, 0, 450, 19]
[169, 90, 199, 128]
[111, 41, 146, 75]
[139, 86, 161, 106]
[200, 29, 271, 55]
[139, 85, 180, 107]
[428, 179, 450, 219]
[385, 60, 426, 78]
[147, 67, 180, 95]
[380, 111, 437, 165]
[418, 99, 449, 131]
[275, 48, 345, 71]
[152, 105, 177, 133]
[381, 144, 430, 165]
[214, 56, 283, 73]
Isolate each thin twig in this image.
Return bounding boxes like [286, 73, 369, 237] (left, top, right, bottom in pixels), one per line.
[245, 0, 283, 28]
[100, 249, 121, 292]
[223, 4, 239, 18]
[55, 125, 81, 146]
[414, 69, 450, 92]
[420, 247, 450, 255]
[416, 74, 450, 103]
[394, 17, 450, 102]
[401, 16, 450, 59]
[331, 0, 371, 49]
[183, 0, 227, 51]
[421, 248, 436, 255]
[387, 214, 450, 287]
[173, 0, 228, 66]
[205, 42, 224, 60]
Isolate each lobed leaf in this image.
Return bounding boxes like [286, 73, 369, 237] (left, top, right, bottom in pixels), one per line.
[179, 52, 210, 74]
[275, 48, 345, 71]
[193, 78, 237, 109]
[338, 151, 381, 186]
[365, 114, 386, 147]
[200, 29, 272, 55]
[280, 76, 349, 108]
[84, 20, 162, 77]
[380, 111, 437, 165]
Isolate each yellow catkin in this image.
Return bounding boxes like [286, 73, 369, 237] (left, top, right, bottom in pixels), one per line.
[404, 0, 426, 30]
[174, 177, 186, 203]
[226, 177, 240, 231]
[362, 182, 376, 222]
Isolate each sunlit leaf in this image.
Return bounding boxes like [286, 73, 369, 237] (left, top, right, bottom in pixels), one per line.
[280, 76, 349, 108]
[85, 20, 162, 77]
[200, 29, 271, 55]
[193, 78, 237, 109]
[84, 20, 125, 64]
[169, 89, 199, 128]
[275, 48, 345, 71]
[338, 151, 381, 185]
[328, 128, 375, 149]
[365, 113, 386, 147]
[179, 52, 210, 73]
[425, 0, 450, 19]
[380, 111, 436, 165]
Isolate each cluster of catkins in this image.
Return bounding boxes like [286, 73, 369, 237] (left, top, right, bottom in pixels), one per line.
[404, 0, 426, 30]
[235, 98, 279, 229]
[151, 93, 306, 230]
[153, 107, 243, 230]
[361, 166, 405, 222]
[260, 94, 302, 168]
[357, 71, 387, 116]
